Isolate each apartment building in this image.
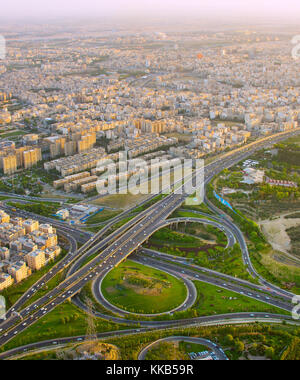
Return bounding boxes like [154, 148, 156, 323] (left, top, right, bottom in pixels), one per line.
[26, 250, 46, 271]
[0, 210, 10, 224]
[0, 273, 14, 291]
[23, 148, 42, 169]
[0, 154, 17, 175]
[64, 175, 98, 192]
[53, 171, 91, 189]
[0, 247, 10, 260]
[23, 219, 39, 234]
[0, 146, 42, 174]
[0, 224, 26, 244]
[8, 261, 31, 283]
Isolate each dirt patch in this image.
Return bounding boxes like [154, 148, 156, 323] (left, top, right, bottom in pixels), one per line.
[105, 286, 117, 294]
[259, 217, 300, 255]
[247, 354, 270, 361]
[57, 342, 120, 360]
[92, 193, 151, 210]
[122, 272, 171, 296]
[77, 342, 119, 360]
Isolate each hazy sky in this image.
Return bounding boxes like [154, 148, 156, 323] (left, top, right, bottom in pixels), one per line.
[2, 0, 300, 22]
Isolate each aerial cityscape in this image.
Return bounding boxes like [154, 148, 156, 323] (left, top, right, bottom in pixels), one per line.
[0, 0, 300, 365]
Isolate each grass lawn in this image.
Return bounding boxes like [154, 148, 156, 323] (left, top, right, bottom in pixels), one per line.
[0, 130, 27, 139]
[102, 216, 136, 236]
[0, 302, 127, 353]
[250, 247, 300, 294]
[181, 203, 215, 216]
[83, 225, 105, 233]
[179, 341, 210, 355]
[101, 260, 187, 314]
[85, 209, 120, 225]
[144, 341, 186, 360]
[148, 227, 210, 249]
[172, 210, 216, 222]
[191, 281, 288, 316]
[78, 250, 104, 269]
[8, 201, 60, 218]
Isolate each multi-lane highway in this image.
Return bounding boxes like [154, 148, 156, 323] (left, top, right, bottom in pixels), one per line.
[0, 194, 165, 320]
[1, 128, 300, 354]
[0, 193, 185, 347]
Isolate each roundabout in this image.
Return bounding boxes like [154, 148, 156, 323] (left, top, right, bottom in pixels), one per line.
[97, 260, 197, 316]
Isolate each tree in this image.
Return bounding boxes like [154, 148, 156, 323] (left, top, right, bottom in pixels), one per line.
[225, 334, 234, 345]
[235, 340, 245, 352]
[265, 347, 275, 359]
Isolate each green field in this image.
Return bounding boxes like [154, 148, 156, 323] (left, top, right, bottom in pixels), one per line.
[191, 281, 287, 317]
[144, 341, 186, 360]
[0, 130, 27, 139]
[101, 260, 187, 314]
[179, 341, 210, 355]
[85, 209, 120, 225]
[8, 201, 60, 218]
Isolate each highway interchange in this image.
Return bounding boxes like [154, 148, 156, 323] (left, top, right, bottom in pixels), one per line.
[1, 128, 300, 357]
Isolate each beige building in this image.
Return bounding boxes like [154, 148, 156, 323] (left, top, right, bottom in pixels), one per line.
[26, 250, 46, 271]
[23, 148, 42, 169]
[64, 141, 77, 156]
[77, 133, 96, 153]
[0, 273, 14, 291]
[23, 219, 39, 234]
[39, 224, 54, 234]
[0, 247, 10, 260]
[0, 210, 10, 224]
[53, 171, 90, 189]
[0, 155, 17, 175]
[0, 146, 42, 174]
[8, 261, 31, 283]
